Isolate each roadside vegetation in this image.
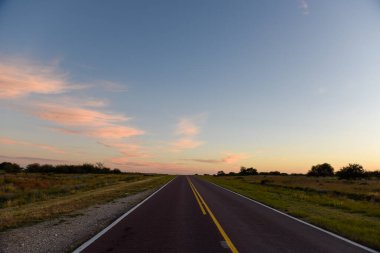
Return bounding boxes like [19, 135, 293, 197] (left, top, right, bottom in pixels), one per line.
[0, 161, 173, 231]
[202, 163, 380, 250]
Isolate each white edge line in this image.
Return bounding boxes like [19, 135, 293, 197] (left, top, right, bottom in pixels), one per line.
[206, 180, 379, 253]
[72, 177, 176, 253]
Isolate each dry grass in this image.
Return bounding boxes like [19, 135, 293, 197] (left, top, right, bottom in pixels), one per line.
[243, 175, 380, 201]
[0, 173, 173, 231]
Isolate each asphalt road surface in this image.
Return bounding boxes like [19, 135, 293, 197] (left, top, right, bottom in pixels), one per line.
[75, 176, 376, 253]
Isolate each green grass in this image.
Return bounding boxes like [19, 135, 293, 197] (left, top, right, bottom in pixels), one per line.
[201, 175, 380, 250]
[0, 173, 174, 231]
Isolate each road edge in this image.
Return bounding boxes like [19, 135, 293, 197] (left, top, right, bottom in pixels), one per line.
[72, 177, 176, 253]
[202, 178, 379, 253]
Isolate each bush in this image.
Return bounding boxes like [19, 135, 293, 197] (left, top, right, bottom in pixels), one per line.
[336, 164, 365, 180]
[365, 170, 380, 178]
[24, 163, 123, 174]
[216, 170, 226, 176]
[239, 167, 258, 176]
[0, 162, 22, 173]
[307, 163, 334, 177]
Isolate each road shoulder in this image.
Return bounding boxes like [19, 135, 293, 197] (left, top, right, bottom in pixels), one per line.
[0, 189, 155, 253]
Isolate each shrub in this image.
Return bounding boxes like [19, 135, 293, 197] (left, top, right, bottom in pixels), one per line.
[216, 170, 226, 176]
[365, 170, 380, 178]
[0, 162, 22, 173]
[307, 163, 334, 177]
[336, 164, 365, 180]
[239, 167, 258, 176]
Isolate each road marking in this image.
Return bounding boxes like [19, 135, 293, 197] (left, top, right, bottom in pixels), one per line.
[72, 177, 176, 253]
[188, 178, 239, 253]
[187, 177, 207, 215]
[206, 180, 379, 253]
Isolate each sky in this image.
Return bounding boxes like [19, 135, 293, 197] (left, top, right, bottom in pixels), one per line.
[1, 0, 380, 174]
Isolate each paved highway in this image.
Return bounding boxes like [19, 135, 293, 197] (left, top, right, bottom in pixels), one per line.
[75, 176, 376, 253]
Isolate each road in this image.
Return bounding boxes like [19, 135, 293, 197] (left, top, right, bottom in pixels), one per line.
[75, 176, 376, 253]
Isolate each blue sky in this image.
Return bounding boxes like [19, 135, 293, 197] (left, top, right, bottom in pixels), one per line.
[1, 0, 380, 174]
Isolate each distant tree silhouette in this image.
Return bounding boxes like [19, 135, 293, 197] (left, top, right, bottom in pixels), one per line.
[0, 162, 22, 173]
[24, 163, 122, 174]
[336, 164, 365, 180]
[26, 163, 41, 172]
[307, 163, 334, 177]
[239, 167, 258, 176]
[365, 170, 380, 178]
[216, 170, 226, 176]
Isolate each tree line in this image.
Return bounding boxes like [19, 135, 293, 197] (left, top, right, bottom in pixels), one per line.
[0, 162, 122, 174]
[216, 163, 380, 180]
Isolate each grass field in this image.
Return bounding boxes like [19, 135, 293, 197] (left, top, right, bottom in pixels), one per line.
[201, 175, 380, 250]
[0, 173, 173, 231]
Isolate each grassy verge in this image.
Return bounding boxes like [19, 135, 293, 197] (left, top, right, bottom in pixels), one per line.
[0, 174, 173, 231]
[201, 175, 380, 250]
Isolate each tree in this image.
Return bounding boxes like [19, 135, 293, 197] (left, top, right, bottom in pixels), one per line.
[239, 167, 258, 176]
[0, 162, 22, 173]
[268, 171, 281, 176]
[307, 163, 334, 177]
[216, 170, 226, 176]
[26, 163, 41, 172]
[336, 164, 365, 180]
[365, 170, 380, 178]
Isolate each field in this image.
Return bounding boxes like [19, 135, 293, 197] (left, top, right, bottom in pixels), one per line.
[0, 173, 173, 231]
[201, 175, 380, 250]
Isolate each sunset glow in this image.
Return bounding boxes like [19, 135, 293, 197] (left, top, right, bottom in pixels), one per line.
[1, 0, 380, 174]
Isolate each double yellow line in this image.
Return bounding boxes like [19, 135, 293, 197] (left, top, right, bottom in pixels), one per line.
[187, 177, 239, 253]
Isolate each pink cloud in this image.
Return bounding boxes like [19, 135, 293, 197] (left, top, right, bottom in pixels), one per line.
[90, 126, 144, 139]
[0, 59, 69, 99]
[100, 142, 147, 156]
[100, 142, 149, 165]
[27, 102, 144, 140]
[0, 136, 65, 154]
[222, 153, 247, 164]
[172, 138, 203, 151]
[31, 103, 128, 126]
[171, 116, 205, 151]
[177, 118, 199, 136]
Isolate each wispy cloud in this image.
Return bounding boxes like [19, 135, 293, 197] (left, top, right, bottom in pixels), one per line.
[176, 118, 199, 136]
[0, 155, 69, 166]
[99, 142, 148, 164]
[298, 0, 309, 15]
[0, 58, 72, 99]
[171, 116, 205, 151]
[26, 102, 144, 139]
[172, 138, 203, 151]
[0, 56, 145, 150]
[30, 103, 128, 126]
[222, 153, 247, 164]
[0, 136, 65, 154]
[184, 152, 247, 164]
[183, 158, 221, 164]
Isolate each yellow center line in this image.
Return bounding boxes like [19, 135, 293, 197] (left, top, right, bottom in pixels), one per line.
[187, 177, 239, 253]
[187, 177, 207, 215]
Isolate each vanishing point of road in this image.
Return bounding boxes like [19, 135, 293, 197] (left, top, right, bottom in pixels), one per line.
[75, 176, 377, 253]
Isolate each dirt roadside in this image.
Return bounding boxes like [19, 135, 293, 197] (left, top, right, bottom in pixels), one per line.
[0, 188, 154, 253]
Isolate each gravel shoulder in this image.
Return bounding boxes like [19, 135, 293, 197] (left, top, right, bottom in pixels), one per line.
[0, 188, 155, 253]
